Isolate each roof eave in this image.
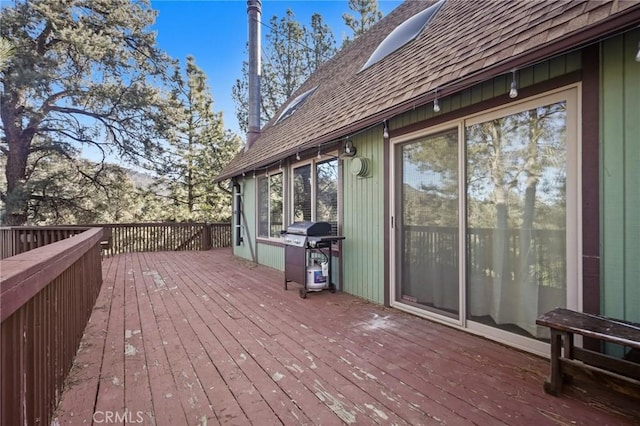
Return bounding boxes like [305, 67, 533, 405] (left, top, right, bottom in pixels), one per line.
[215, 4, 640, 183]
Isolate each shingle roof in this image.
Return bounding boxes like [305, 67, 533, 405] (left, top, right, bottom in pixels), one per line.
[217, 0, 640, 181]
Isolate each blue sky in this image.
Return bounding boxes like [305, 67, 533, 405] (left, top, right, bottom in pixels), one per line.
[151, 0, 402, 137]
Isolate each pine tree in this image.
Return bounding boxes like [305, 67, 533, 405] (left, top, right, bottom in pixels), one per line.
[342, 0, 383, 45]
[232, 9, 337, 134]
[0, 0, 179, 225]
[0, 37, 15, 71]
[306, 13, 337, 72]
[158, 56, 241, 222]
[22, 155, 147, 224]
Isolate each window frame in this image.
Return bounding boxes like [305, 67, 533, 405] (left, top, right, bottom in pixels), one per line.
[290, 153, 340, 233]
[256, 171, 284, 241]
[389, 84, 581, 355]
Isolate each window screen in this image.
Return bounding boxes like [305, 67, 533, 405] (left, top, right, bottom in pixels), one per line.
[257, 176, 269, 237]
[293, 165, 312, 221]
[269, 173, 283, 237]
[316, 159, 338, 235]
[257, 173, 283, 238]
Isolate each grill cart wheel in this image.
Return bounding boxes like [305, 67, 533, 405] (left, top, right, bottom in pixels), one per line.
[299, 288, 307, 299]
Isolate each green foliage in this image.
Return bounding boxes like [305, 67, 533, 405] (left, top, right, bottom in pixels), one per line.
[342, 0, 383, 45]
[232, 9, 337, 134]
[154, 56, 241, 222]
[0, 153, 154, 224]
[0, 0, 179, 224]
[0, 37, 15, 71]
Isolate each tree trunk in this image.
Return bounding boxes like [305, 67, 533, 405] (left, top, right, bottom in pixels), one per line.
[488, 122, 511, 322]
[519, 111, 541, 286]
[1, 91, 31, 225]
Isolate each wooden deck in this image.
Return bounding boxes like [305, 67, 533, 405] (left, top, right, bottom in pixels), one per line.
[53, 250, 639, 425]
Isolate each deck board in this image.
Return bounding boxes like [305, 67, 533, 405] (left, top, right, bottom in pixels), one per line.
[53, 250, 639, 425]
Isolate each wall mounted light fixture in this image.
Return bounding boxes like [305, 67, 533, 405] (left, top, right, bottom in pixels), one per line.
[509, 69, 518, 99]
[344, 138, 357, 156]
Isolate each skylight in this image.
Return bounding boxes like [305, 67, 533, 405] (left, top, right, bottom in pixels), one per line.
[275, 86, 318, 124]
[360, 0, 446, 71]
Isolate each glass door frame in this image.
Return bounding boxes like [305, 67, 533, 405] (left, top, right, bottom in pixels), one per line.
[389, 85, 582, 356]
[390, 120, 468, 328]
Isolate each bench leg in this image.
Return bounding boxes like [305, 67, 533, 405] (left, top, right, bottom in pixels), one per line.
[544, 329, 563, 395]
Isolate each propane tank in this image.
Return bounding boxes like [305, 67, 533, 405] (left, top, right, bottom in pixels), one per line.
[306, 262, 327, 290]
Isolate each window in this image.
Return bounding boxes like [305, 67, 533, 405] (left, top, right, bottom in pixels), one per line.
[275, 86, 318, 124]
[361, 0, 445, 71]
[292, 158, 338, 235]
[293, 164, 312, 221]
[257, 173, 283, 238]
[316, 159, 338, 234]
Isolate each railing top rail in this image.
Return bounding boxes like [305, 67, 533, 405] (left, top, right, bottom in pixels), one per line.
[0, 226, 92, 231]
[92, 222, 229, 227]
[0, 222, 229, 230]
[0, 227, 103, 322]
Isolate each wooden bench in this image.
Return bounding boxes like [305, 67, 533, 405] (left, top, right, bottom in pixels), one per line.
[536, 308, 640, 399]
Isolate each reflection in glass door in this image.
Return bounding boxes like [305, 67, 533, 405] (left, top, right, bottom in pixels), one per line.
[392, 89, 577, 351]
[395, 129, 460, 319]
[465, 102, 568, 339]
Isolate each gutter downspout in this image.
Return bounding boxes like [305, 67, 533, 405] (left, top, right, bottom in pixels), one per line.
[246, 0, 261, 151]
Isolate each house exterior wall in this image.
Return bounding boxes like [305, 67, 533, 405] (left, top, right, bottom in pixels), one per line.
[257, 243, 284, 270]
[235, 48, 640, 329]
[391, 52, 582, 130]
[338, 53, 582, 304]
[342, 127, 386, 303]
[600, 29, 640, 324]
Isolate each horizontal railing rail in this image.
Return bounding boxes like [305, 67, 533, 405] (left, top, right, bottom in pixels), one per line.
[1, 227, 104, 426]
[1, 222, 232, 259]
[95, 222, 231, 256]
[0, 226, 89, 260]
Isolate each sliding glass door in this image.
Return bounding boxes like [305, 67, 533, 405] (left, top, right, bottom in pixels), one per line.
[465, 100, 570, 339]
[394, 129, 460, 319]
[392, 87, 579, 347]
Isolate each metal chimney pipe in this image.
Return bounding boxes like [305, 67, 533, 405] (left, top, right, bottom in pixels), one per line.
[246, 0, 262, 151]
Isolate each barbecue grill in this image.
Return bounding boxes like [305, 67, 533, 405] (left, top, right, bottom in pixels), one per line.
[282, 221, 345, 298]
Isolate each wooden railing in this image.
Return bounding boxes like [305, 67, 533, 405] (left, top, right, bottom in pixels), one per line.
[1, 222, 232, 259]
[98, 222, 231, 256]
[0, 226, 88, 259]
[1, 227, 103, 426]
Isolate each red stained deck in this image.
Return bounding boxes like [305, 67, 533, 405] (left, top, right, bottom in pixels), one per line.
[53, 250, 638, 425]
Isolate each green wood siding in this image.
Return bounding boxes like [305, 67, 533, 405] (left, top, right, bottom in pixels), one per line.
[601, 29, 640, 325]
[343, 127, 385, 303]
[233, 177, 257, 262]
[236, 52, 583, 305]
[391, 52, 581, 130]
[257, 243, 284, 270]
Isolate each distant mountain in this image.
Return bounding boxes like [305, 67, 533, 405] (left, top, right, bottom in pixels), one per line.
[126, 169, 155, 189]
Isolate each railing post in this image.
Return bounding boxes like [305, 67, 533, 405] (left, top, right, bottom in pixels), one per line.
[204, 223, 212, 250]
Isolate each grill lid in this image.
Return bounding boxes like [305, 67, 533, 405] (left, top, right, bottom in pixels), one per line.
[285, 221, 332, 236]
